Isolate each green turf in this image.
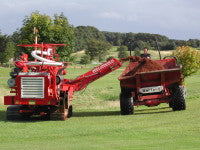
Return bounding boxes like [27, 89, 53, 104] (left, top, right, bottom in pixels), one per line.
[0, 59, 199, 150]
[71, 46, 174, 63]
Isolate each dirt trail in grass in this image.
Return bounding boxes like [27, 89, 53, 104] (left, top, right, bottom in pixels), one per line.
[0, 87, 9, 104]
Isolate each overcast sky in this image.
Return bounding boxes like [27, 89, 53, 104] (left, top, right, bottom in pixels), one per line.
[0, 0, 199, 40]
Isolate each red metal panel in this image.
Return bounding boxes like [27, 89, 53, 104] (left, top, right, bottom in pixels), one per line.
[13, 74, 58, 106]
[4, 96, 14, 105]
[68, 58, 122, 91]
[140, 94, 164, 100]
[120, 68, 182, 88]
[134, 99, 170, 106]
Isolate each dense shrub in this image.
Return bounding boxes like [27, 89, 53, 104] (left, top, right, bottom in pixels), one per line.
[80, 54, 91, 65]
[117, 46, 129, 59]
[173, 46, 200, 78]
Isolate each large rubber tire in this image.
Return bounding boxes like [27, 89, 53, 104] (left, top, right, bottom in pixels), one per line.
[68, 105, 73, 118]
[7, 105, 33, 120]
[169, 101, 174, 108]
[171, 85, 186, 111]
[120, 92, 133, 115]
[6, 105, 22, 120]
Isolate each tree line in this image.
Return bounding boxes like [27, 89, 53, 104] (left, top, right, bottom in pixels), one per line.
[0, 11, 200, 64]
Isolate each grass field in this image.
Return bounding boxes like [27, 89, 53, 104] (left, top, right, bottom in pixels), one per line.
[0, 49, 200, 150]
[71, 46, 174, 63]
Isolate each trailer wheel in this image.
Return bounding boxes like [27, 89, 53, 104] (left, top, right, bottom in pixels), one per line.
[120, 92, 133, 115]
[6, 105, 22, 120]
[171, 85, 186, 111]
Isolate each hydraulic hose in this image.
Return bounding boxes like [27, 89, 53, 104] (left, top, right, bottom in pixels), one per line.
[29, 48, 63, 66]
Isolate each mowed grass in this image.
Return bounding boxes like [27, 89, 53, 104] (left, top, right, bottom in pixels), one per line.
[0, 62, 200, 149]
[71, 46, 174, 63]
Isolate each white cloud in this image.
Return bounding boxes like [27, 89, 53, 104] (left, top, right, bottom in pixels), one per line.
[99, 11, 138, 23]
[0, 0, 200, 39]
[99, 11, 123, 20]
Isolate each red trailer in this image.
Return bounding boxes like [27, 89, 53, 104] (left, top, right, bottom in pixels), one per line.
[118, 57, 186, 115]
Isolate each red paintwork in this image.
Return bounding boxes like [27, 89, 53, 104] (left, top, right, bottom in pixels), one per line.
[67, 58, 121, 91]
[4, 43, 122, 107]
[119, 58, 183, 107]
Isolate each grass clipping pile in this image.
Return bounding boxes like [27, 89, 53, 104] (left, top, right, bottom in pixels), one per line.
[119, 56, 164, 80]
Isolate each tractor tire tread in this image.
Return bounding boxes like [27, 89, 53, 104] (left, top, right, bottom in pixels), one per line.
[120, 92, 133, 115]
[171, 85, 186, 111]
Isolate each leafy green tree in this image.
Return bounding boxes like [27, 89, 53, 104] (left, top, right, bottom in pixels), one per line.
[134, 47, 141, 56]
[102, 31, 200, 50]
[102, 31, 123, 46]
[121, 32, 173, 51]
[16, 11, 74, 61]
[85, 39, 111, 61]
[3, 41, 15, 63]
[187, 39, 200, 48]
[49, 13, 75, 61]
[117, 46, 129, 59]
[11, 30, 22, 56]
[160, 41, 176, 50]
[132, 40, 150, 50]
[0, 34, 15, 64]
[0, 34, 7, 64]
[173, 40, 187, 47]
[80, 54, 91, 65]
[74, 26, 105, 52]
[122, 32, 135, 51]
[19, 11, 51, 49]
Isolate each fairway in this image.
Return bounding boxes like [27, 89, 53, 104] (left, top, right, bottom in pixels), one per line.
[0, 66, 200, 150]
[0, 0, 200, 149]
